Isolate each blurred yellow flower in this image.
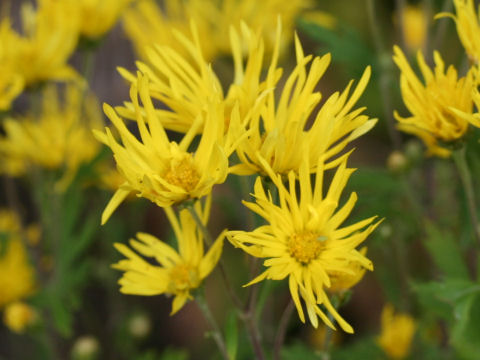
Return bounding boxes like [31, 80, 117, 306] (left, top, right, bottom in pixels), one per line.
[0, 226, 36, 308]
[400, 5, 427, 52]
[78, 0, 133, 40]
[0, 0, 79, 88]
[96, 72, 236, 224]
[123, 0, 311, 62]
[113, 198, 224, 315]
[0, 68, 23, 111]
[3, 301, 37, 333]
[232, 35, 376, 176]
[0, 83, 102, 189]
[377, 304, 416, 359]
[393, 46, 479, 157]
[227, 156, 380, 333]
[328, 247, 368, 294]
[437, 0, 480, 63]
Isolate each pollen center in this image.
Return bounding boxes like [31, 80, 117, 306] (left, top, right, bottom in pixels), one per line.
[168, 264, 199, 293]
[287, 231, 326, 265]
[164, 157, 200, 192]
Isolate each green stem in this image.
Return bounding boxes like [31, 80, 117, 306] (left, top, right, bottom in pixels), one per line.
[273, 299, 294, 360]
[187, 202, 265, 359]
[82, 49, 95, 85]
[366, 0, 402, 149]
[196, 292, 231, 360]
[452, 147, 480, 245]
[320, 313, 336, 360]
[186, 204, 242, 307]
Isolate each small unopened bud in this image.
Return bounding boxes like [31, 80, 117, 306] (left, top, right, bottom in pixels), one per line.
[387, 151, 408, 173]
[379, 224, 392, 239]
[129, 313, 151, 338]
[71, 335, 99, 360]
[3, 301, 37, 333]
[404, 140, 423, 162]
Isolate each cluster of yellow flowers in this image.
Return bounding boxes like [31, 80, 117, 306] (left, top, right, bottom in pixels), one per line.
[0, 0, 132, 111]
[0, 210, 37, 333]
[0, 84, 103, 189]
[100, 14, 380, 332]
[394, 0, 480, 156]
[123, 0, 311, 62]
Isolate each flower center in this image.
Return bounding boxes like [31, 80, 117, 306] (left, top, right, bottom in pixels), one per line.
[164, 157, 200, 192]
[287, 231, 326, 265]
[168, 264, 200, 293]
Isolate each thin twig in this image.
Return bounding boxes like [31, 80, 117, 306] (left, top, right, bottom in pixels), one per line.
[196, 293, 231, 360]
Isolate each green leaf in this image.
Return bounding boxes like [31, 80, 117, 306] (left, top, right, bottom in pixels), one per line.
[424, 223, 470, 279]
[332, 338, 385, 360]
[298, 19, 375, 78]
[451, 293, 480, 360]
[281, 342, 321, 360]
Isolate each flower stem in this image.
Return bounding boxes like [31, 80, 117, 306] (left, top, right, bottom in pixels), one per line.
[366, 0, 402, 149]
[273, 299, 294, 360]
[196, 292, 231, 360]
[320, 313, 336, 360]
[452, 147, 480, 246]
[187, 202, 266, 359]
[187, 204, 242, 307]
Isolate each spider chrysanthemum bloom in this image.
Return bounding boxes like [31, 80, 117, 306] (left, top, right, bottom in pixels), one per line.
[377, 304, 416, 359]
[77, 0, 133, 40]
[117, 21, 279, 137]
[227, 155, 380, 333]
[0, 84, 102, 189]
[95, 73, 235, 224]
[123, 0, 311, 62]
[113, 198, 224, 314]
[231, 35, 376, 176]
[393, 46, 479, 157]
[437, 0, 480, 63]
[0, 0, 79, 87]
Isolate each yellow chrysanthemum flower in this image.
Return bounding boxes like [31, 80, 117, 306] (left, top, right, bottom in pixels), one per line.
[0, 0, 79, 88]
[437, 0, 480, 63]
[393, 46, 479, 157]
[0, 215, 36, 308]
[95, 72, 237, 224]
[123, 0, 311, 62]
[113, 198, 224, 315]
[117, 21, 277, 136]
[77, 0, 133, 40]
[227, 155, 380, 333]
[231, 35, 376, 176]
[0, 83, 102, 189]
[3, 301, 37, 333]
[377, 304, 416, 359]
[119, 21, 374, 177]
